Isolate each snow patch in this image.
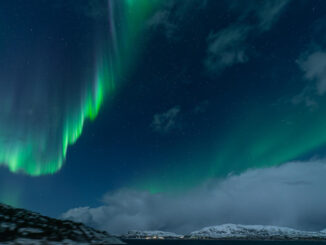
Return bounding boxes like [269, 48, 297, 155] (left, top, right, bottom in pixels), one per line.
[188, 224, 326, 240]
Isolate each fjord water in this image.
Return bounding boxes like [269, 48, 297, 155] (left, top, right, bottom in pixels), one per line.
[124, 240, 326, 245]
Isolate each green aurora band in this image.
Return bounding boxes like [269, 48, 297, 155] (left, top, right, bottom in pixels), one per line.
[0, 0, 161, 176]
[3, 0, 325, 196]
[137, 82, 326, 193]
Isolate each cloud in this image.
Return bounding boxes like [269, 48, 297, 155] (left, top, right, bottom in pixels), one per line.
[205, 0, 291, 74]
[147, 0, 290, 73]
[256, 0, 291, 30]
[291, 86, 318, 109]
[205, 25, 251, 73]
[147, 0, 207, 40]
[151, 106, 181, 133]
[62, 160, 326, 235]
[293, 47, 326, 108]
[229, 0, 291, 31]
[147, 2, 177, 39]
[298, 49, 326, 95]
[193, 100, 209, 114]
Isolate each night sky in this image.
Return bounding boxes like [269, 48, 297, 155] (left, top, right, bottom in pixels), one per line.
[1, 0, 326, 234]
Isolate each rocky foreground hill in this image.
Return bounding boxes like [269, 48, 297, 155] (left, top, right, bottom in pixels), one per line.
[0, 204, 123, 244]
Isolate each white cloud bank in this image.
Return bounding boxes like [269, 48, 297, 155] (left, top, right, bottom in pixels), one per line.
[62, 160, 326, 235]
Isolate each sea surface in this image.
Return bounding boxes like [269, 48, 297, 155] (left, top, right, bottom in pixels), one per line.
[123, 240, 326, 245]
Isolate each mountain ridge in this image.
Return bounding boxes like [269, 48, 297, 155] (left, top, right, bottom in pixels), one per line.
[121, 224, 326, 241]
[188, 224, 326, 240]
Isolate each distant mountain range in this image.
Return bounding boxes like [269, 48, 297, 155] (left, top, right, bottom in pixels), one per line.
[0, 204, 123, 245]
[122, 230, 184, 239]
[188, 224, 326, 240]
[122, 224, 326, 241]
[2, 202, 326, 243]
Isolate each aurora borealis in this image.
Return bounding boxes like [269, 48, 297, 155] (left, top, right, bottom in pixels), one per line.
[2, 0, 326, 234]
[0, 0, 160, 176]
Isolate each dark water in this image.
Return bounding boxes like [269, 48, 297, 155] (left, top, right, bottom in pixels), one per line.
[123, 240, 326, 245]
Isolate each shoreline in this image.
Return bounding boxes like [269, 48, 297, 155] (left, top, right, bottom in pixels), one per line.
[121, 238, 326, 242]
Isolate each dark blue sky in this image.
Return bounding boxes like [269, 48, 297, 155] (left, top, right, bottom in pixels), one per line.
[1, 0, 326, 233]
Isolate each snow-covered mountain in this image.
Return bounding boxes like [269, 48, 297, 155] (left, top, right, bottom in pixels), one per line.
[0, 204, 123, 244]
[122, 230, 184, 239]
[187, 224, 326, 240]
[121, 224, 326, 241]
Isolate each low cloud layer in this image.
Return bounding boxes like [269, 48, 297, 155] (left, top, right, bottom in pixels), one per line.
[62, 160, 326, 235]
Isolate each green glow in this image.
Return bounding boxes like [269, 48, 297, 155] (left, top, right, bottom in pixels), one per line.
[136, 94, 326, 193]
[0, 51, 115, 176]
[0, 0, 161, 176]
[0, 186, 21, 208]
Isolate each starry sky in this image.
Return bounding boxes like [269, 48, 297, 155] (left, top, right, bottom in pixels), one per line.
[2, 0, 326, 234]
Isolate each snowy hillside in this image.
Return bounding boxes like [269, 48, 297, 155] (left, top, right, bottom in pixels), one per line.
[122, 230, 184, 239]
[0, 204, 123, 244]
[188, 224, 326, 240]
